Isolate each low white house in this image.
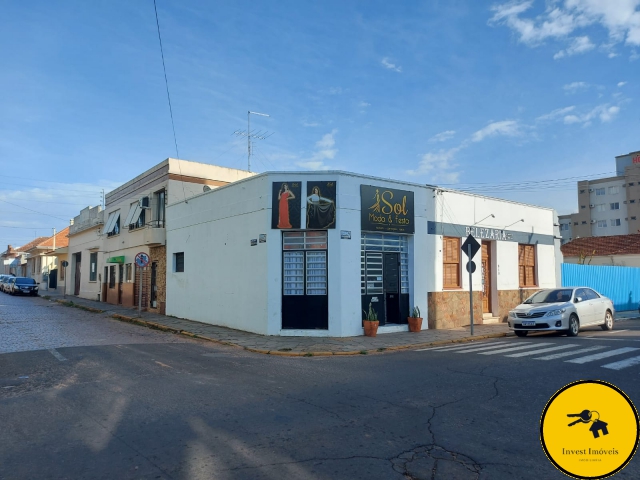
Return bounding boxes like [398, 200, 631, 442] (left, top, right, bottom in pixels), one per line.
[165, 171, 560, 337]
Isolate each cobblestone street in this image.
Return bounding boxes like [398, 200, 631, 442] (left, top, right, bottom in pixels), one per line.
[0, 293, 190, 354]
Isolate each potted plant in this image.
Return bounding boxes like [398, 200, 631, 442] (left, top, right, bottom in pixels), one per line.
[408, 306, 423, 332]
[363, 302, 379, 337]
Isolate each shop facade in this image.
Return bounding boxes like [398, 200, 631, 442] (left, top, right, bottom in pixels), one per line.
[165, 171, 560, 337]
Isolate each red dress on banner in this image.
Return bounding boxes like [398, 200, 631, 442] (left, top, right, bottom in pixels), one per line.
[278, 192, 292, 228]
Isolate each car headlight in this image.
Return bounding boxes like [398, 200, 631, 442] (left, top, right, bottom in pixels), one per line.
[545, 309, 566, 316]
[508, 311, 516, 318]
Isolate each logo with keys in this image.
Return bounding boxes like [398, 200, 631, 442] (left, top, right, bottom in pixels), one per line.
[541, 380, 639, 479]
[567, 409, 609, 438]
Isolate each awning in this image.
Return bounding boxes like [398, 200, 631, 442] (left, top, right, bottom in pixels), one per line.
[106, 256, 125, 264]
[103, 211, 118, 235]
[124, 202, 142, 228]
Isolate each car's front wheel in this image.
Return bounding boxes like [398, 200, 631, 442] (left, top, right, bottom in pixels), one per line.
[567, 315, 580, 337]
[515, 330, 528, 337]
[601, 310, 614, 331]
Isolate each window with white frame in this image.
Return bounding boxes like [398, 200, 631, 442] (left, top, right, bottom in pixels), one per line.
[610, 202, 620, 210]
[596, 220, 607, 228]
[609, 186, 620, 195]
[611, 219, 621, 227]
[282, 231, 328, 296]
[595, 188, 605, 196]
[595, 204, 606, 212]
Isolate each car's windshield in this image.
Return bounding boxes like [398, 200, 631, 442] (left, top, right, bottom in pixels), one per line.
[15, 278, 36, 285]
[524, 289, 573, 304]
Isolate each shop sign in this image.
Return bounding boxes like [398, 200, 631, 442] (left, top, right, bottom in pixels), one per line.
[633, 155, 640, 164]
[272, 181, 302, 229]
[340, 230, 351, 239]
[360, 185, 414, 234]
[465, 226, 513, 241]
[259, 234, 267, 243]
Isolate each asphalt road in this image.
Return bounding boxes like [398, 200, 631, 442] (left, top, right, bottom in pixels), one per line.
[1, 294, 639, 480]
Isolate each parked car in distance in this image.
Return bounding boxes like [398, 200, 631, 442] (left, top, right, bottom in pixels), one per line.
[9, 277, 39, 296]
[2, 277, 16, 293]
[508, 287, 614, 337]
[0, 275, 16, 293]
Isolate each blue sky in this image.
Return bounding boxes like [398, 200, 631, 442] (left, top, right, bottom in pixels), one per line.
[1, 0, 639, 247]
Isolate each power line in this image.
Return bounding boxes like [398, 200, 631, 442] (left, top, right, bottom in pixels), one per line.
[0, 199, 68, 221]
[0, 225, 56, 229]
[153, 0, 187, 204]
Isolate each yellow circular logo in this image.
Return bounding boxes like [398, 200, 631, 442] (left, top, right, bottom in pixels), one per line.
[540, 380, 639, 479]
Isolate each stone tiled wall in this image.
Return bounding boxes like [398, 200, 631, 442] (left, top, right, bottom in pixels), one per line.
[148, 245, 166, 315]
[497, 289, 540, 322]
[427, 291, 483, 329]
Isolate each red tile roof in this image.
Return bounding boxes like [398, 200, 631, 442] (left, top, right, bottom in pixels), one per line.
[561, 234, 640, 257]
[16, 237, 49, 253]
[38, 227, 70, 248]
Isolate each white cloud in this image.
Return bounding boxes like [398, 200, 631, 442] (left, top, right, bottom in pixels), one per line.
[328, 87, 343, 95]
[608, 51, 619, 57]
[358, 101, 371, 108]
[490, 0, 640, 57]
[407, 146, 462, 181]
[631, 50, 640, 60]
[536, 105, 576, 121]
[381, 57, 402, 72]
[471, 120, 521, 142]
[554, 35, 595, 59]
[563, 103, 621, 125]
[563, 81, 590, 93]
[297, 130, 338, 171]
[618, 81, 628, 86]
[428, 130, 456, 142]
[302, 120, 319, 127]
[409, 119, 522, 180]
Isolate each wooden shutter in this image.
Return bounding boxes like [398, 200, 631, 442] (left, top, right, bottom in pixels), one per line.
[518, 244, 536, 287]
[443, 237, 461, 288]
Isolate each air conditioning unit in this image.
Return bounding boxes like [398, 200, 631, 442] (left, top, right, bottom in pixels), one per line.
[589, 189, 594, 193]
[589, 204, 595, 208]
[138, 196, 150, 209]
[590, 220, 596, 224]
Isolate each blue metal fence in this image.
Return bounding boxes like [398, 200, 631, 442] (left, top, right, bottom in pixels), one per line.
[561, 263, 640, 312]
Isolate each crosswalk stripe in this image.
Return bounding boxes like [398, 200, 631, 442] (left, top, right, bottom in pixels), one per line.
[478, 343, 554, 355]
[505, 344, 580, 358]
[534, 346, 607, 360]
[414, 341, 511, 352]
[452, 343, 531, 353]
[565, 347, 640, 364]
[601, 355, 640, 371]
[608, 330, 628, 334]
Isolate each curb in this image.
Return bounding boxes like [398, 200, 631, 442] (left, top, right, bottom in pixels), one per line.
[50, 299, 510, 357]
[108, 313, 509, 356]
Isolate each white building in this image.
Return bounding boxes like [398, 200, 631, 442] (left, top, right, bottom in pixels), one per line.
[166, 171, 560, 336]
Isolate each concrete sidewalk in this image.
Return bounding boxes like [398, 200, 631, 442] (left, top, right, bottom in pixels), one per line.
[40, 292, 511, 356]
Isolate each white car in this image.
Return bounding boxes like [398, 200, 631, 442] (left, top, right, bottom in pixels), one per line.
[508, 287, 614, 337]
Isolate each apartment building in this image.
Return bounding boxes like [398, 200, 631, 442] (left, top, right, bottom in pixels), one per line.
[565, 150, 640, 239]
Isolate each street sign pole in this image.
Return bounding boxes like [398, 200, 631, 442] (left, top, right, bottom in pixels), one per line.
[468, 243, 474, 336]
[138, 266, 143, 318]
[63, 265, 67, 299]
[134, 252, 150, 318]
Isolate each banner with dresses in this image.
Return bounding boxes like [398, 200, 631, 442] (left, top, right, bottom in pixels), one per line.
[272, 182, 302, 229]
[306, 181, 336, 229]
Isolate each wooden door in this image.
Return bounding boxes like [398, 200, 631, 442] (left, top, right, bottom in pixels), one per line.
[481, 243, 492, 314]
[74, 253, 81, 296]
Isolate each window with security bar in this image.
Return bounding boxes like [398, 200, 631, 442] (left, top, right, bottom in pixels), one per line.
[361, 233, 409, 295]
[283, 231, 328, 296]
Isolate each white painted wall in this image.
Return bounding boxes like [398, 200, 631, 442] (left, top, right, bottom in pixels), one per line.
[166, 175, 271, 334]
[166, 171, 433, 337]
[67, 225, 103, 300]
[433, 190, 557, 296]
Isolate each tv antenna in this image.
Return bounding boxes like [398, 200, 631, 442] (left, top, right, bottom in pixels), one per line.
[233, 111, 273, 172]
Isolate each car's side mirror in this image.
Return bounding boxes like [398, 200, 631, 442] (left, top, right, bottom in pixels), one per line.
[575, 297, 583, 303]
